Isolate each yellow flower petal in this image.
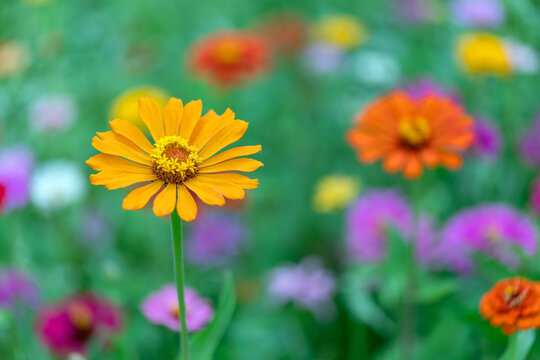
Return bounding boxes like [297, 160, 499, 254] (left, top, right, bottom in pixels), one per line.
[138, 98, 165, 142]
[195, 173, 258, 189]
[152, 183, 177, 217]
[192, 174, 245, 199]
[184, 179, 225, 206]
[86, 154, 151, 173]
[201, 145, 262, 166]
[198, 120, 249, 159]
[122, 181, 164, 210]
[177, 185, 198, 222]
[91, 136, 152, 166]
[163, 98, 183, 136]
[190, 109, 235, 150]
[109, 119, 155, 154]
[199, 158, 263, 174]
[90, 173, 156, 190]
[179, 100, 202, 140]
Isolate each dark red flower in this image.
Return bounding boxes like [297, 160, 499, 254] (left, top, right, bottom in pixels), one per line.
[36, 294, 122, 357]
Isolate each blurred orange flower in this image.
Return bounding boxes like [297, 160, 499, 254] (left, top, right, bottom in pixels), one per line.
[480, 277, 540, 335]
[347, 91, 474, 179]
[87, 97, 262, 221]
[255, 12, 308, 56]
[189, 31, 271, 87]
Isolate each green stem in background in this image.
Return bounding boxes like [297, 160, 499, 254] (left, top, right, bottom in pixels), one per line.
[500, 330, 536, 360]
[171, 211, 190, 360]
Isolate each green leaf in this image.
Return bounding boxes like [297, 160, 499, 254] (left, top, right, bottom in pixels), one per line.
[191, 272, 236, 360]
[500, 330, 536, 360]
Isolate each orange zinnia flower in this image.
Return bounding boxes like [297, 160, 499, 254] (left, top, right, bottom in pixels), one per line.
[480, 277, 540, 335]
[347, 91, 474, 179]
[189, 31, 271, 87]
[86, 98, 262, 221]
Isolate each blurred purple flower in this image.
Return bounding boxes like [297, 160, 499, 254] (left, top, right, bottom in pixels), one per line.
[519, 114, 540, 166]
[472, 118, 502, 158]
[0, 269, 39, 309]
[415, 215, 442, 267]
[0, 145, 33, 212]
[80, 208, 112, 245]
[404, 78, 460, 104]
[267, 257, 335, 313]
[28, 95, 77, 134]
[37, 294, 122, 357]
[439, 204, 537, 273]
[393, 0, 437, 25]
[450, 0, 505, 27]
[302, 42, 344, 74]
[140, 285, 214, 332]
[186, 212, 246, 265]
[345, 189, 413, 262]
[531, 176, 540, 216]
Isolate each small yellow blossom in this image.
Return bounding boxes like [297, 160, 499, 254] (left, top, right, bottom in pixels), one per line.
[110, 86, 169, 128]
[456, 32, 512, 76]
[313, 175, 360, 213]
[0, 41, 29, 78]
[314, 15, 367, 50]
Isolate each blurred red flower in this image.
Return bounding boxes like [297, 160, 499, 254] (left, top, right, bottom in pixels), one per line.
[254, 12, 308, 56]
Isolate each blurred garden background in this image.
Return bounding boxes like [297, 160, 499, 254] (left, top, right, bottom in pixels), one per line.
[2, 0, 540, 359]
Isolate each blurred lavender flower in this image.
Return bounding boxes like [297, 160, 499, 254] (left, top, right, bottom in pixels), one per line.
[345, 189, 412, 262]
[393, 0, 438, 25]
[267, 257, 335, 314]
[350, 50, 400, 86]
[31, 160, 86, 211]
[80, 208, 112, 246]
[415, 215, 443, 268]
[0, 145, 34, 212]
[140, 285, 214, 332]
[439, 204, 537, 273]
[519, 114, 540, 166]
[0, 269, 39, 309]
[404, 78, 460, 103]
[450, 0, 505, 27]
[302, 42, 344, 74]
[186, 211, 246, 265]
[472, 118, 502, 158]
[28, 95, 77, 134]
[531, 177, 540, 216]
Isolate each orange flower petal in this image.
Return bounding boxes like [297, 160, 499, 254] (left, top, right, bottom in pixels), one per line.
[383, 150, 408, 173]
[199, 158, 263, 174]
[403, 155, 423, 179]
[86, 154, 151, 173]
[122, 181, 164, 210]
[190, 109, 234, 150]
[177, 185, 197, 222]
[163, 98, 183, 136]
[138, 98, 165, 142]
[91, 173, 156, 190]
[197, 173, 259, 189]
[439, 152, 463, 169]
[109, 119, 154, 154]
[91, 136, 152, 166]
[184, 179, 225, 206]
[201, 145, 262, 166]
[179, 100, 202, 140]
[152, 183, 177, 217]
[192, 174, 245, 199]
[198, 120, 249, 159]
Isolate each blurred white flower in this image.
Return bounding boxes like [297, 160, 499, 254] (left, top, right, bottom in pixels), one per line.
[28, 95, 77, 134]
[505, 39, 538, 74]
[31, 160, 86, 211]
[350, 50, 400, 85]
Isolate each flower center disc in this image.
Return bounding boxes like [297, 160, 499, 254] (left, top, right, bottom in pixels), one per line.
[503, 281, 529, 308]
[399, 116, 431, 147]
[152, 136, 202, 184]
[213, 40, 244, 65]
[68, 302, 93, 331]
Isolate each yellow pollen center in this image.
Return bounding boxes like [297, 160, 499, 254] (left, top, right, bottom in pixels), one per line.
[399, 116, 431, 147]
[213, 40, 244, 65]
[170, 303, 189, 319]
[152, 136, 201, 184]
[502, 280, 529, 308]
[68, 303, 93, 331]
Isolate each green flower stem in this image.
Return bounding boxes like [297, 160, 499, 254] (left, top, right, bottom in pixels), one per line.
[171, 211, 190, 360]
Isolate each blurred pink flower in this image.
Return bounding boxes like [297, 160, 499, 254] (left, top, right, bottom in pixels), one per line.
[0, 145, 33, 212]
[36, 294, 122, 357]
[28, 94, 77, 134]
[450, 0, 505, 27]
[267, 257, 335, 313]
[531, 177, 540, 216]
[0, 268, 39, 309]
[345, 189, 413, 262]
[472, 117, 502, 158]
[439, 204, 537, 273]
[519, 114, 540, 166]
[140, 285, 214, 332]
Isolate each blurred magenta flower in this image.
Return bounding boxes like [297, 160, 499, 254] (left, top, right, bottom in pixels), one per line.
[531, 176, 540, 216]
[440, 204, 537, 273]
[302, 42, 344, 74]
[404, 78, 460, 104]
[345, 189, 412, 262]
[519, 115, 540, 166]
[472, 118, 502, 158]
[37, 294, 122, 357]
[186, 211, 246, 265]
[0, 145, 33, 212]
[267, 257, 335, 314]
[0, 268, 39, 309]
[450, 0, 505, 27]
[140, 285, 214, 332]
[28, 94, 77, 134]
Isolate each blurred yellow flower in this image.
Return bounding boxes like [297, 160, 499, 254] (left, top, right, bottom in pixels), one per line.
[314, 15, 367, 50]
[457, 32, 511, 76]
[110, 86, 169, 128]
[0, 41, 29, 77]
[313, 175, 360, 213]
